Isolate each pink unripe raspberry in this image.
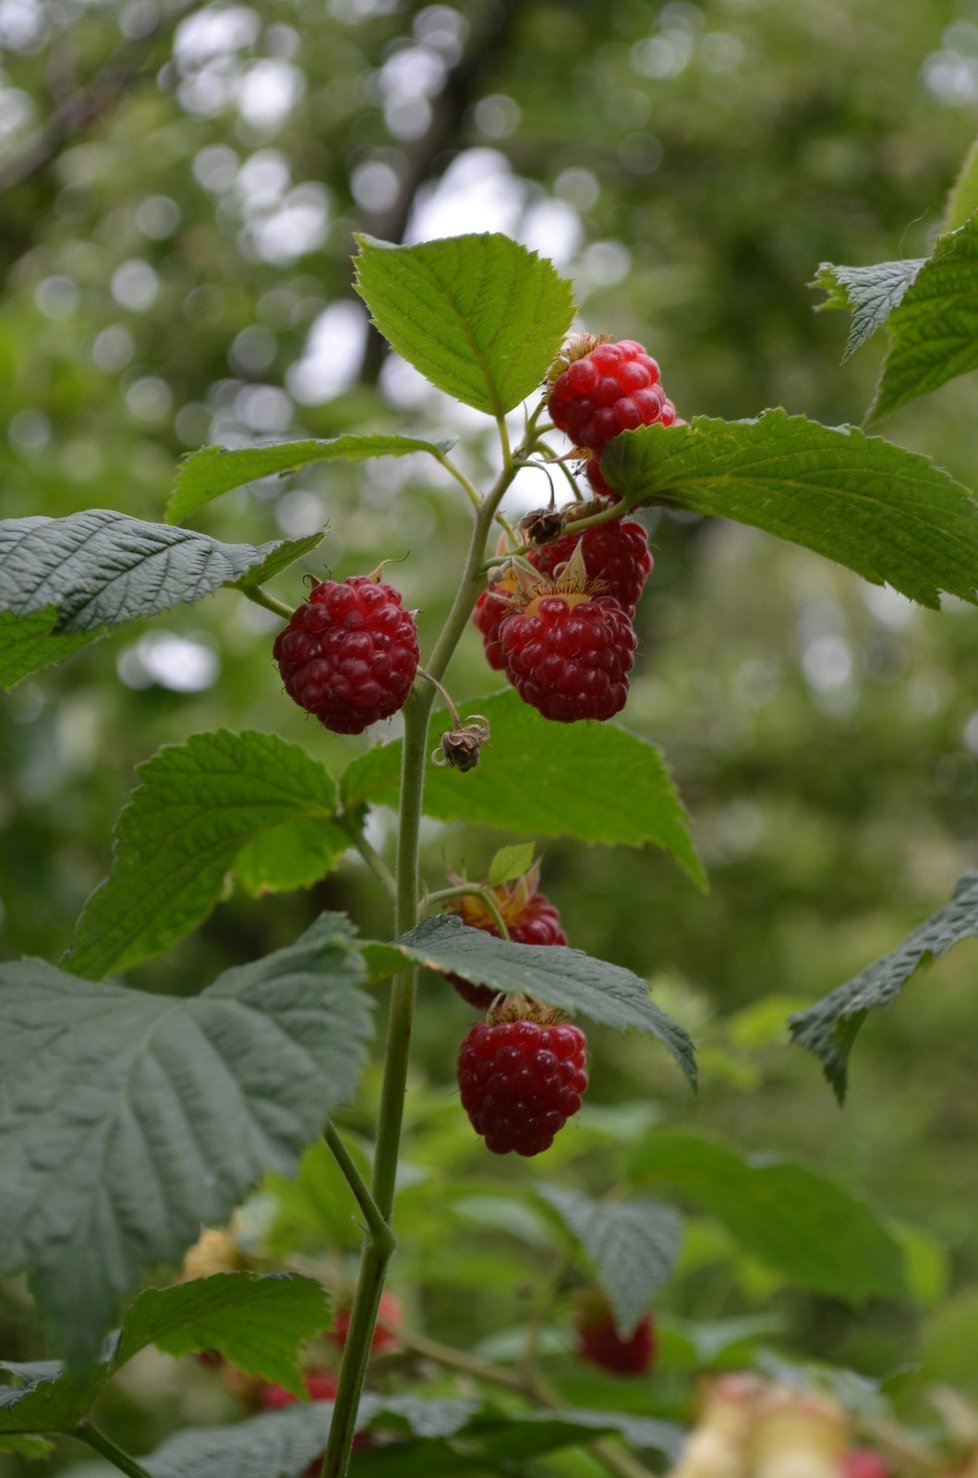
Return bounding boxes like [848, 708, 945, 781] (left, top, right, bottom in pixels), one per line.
[273, 575, 419, 735]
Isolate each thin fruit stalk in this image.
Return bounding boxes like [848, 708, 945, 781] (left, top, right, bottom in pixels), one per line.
[320, 435, 528, 1478]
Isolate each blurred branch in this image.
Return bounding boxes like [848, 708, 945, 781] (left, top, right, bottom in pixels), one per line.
[357, 0, 525, 383]
[0, 3, 191, 197]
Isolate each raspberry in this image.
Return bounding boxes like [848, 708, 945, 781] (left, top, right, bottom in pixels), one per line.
[500, 593, 635, 723]
[330, 1291, 402, 1355]
[843, 1452, 892, 1478]
[444, 864, 567, 1010]
[529, 517, 652, 618]
[585, 457, 620, 502]
[472, 581, 514, 671]
[457, 1012, 588, 1156]
[273, 575, 418, 735]
[548, 339, 664, 453]
[576, 1304, 657, 1377]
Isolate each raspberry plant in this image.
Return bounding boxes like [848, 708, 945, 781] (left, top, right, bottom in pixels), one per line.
[2, 218, 978, 1478]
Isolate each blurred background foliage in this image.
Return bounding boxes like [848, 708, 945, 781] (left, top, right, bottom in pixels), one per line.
[2, 0, 978, 1470]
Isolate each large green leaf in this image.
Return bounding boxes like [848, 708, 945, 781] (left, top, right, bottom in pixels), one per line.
[166, 435, 454, 525]
[0, 915, 372, 1368]
[64, 731, 347, 980]
[0, 1273, 328, 1435]
[624, 1133, 905, 1301]
[353, 233, 575, 417]
[868, 215, 978, 420]
[341, 690, 704, 887]
[944, 135, 978, 232]
[790, 872, 978, 1101]
[143, 1396, 681, 1478]
[812, 258, 924, 359]
[600, 410, 978, 609]
[118, 1273, 330, 1394]
[0, 511, 321, 686]
[534, 1187, 682, 1336]
[369, 914, 697, 1089]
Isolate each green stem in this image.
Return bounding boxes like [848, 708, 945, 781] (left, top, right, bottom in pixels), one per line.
[322, 1123, 395, 1253]
[435, 449, 482, 510]
[242, 585, 294, 619]
[338, 818, 397, 902]
[75, 1424, 154, 1478]
[320, 426, 528, 1478]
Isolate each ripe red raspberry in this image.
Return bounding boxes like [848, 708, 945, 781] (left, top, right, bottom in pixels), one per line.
[500, 592, 635, 723]
[273, 575, 418, 735]
[529, 517, 652, 619]
[576, 1302, 657, 1377]
[472, 579, 515, 671]
[457, 1011, 588, 1156]
[548, 338, 664, 453]
[843, 1452, 892, 1478]
[330, 1291, 402, 1355]
[443, 864, 567, 1010]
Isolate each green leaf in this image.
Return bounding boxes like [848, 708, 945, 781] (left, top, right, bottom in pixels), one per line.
[0, 914, 372, 1369]
[0, 1357, 105, 1438]
[869, 215, 978, 421]
[0, 509, 315, 637]
[64, 731, 347, 980]
[624, 1132, 906, 1301]
[944, 135, 978, 231]
[0, 1434, 55, 1458]
[812, 258, 924, 359]
[789, 872, 978, 1101]
[600, 411, 978, 610]
[0, 608, 102, 691]
[370, 914, 697, 1089]
[341, 690, 704, 887]
[118, 1273, 330, 1395]
[142, 1397, 682, 1478]
[0, 1273, 328, 1434]
[231, 533, 325, 589]
[921, 1286, 978, 1386]
[353, 233, 575, 416]
[166, 435, 454, 525]
[534, 1187, 682, 1335]
[487, 842, 536, 887]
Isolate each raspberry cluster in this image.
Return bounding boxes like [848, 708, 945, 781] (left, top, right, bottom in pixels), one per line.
[457, 1015, 588, 1156]
[576, 1306, 658, 1376]
[528, 515, 652, 618]
[273, 575, 418, 735]
[443, 863, 567, 1009]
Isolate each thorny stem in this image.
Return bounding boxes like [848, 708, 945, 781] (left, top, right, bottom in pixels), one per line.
[241, 584, 294, 620]
[75, 1424, 154, 1478]
[320, 414, 532, 1478]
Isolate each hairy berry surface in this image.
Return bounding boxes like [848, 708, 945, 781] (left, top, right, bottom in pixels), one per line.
[500, 595, 636, 723]
[548, 340, 664, 452]
[273, 576, 418, 735]
[530, 519, 652, 617]
[458, 1019, 588, 1155]
[576, 1311, 657, 1376]
[446, 890, 567, 1009]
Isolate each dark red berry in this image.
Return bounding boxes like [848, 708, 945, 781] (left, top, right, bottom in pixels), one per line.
[576, 1308, 657, 1376]
[548, 339, 663, 453]
[444, 872, 567, 1010]
[843, 1452, 892, 1478]
[499, 594, 636, 723]
[457, 1017, 588, 1156]
[529, 519, 652, 618]
[273, 575, 419, 735]
[585, 457, 620, 502]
